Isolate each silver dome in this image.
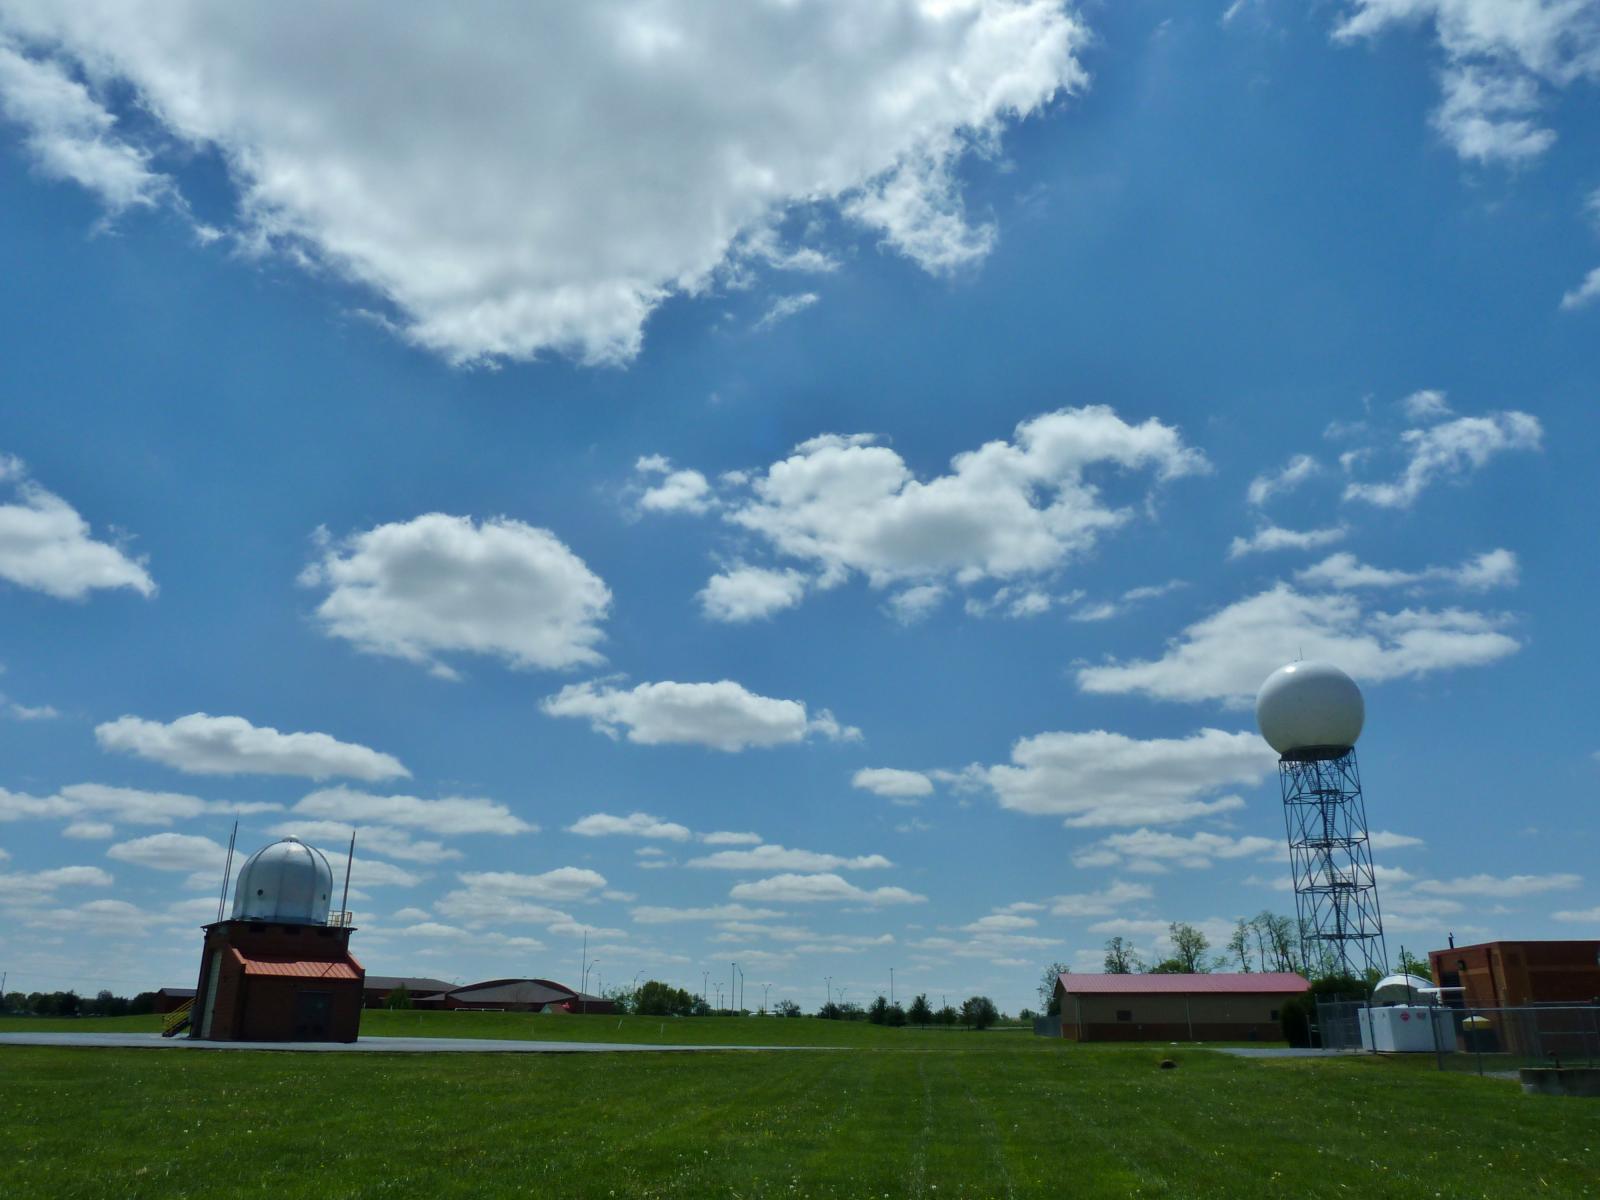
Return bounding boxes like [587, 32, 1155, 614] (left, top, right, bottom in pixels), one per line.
[230, 836, 334, 924]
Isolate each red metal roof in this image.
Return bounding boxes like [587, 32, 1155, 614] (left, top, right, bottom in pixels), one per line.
[230, 949, 361, 980]
[1058, 972, 1308, 995]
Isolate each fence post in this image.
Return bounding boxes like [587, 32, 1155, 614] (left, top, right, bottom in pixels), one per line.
[1474, 1010, 1483, 1077]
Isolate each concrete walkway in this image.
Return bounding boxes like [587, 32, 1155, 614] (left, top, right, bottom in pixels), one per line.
[1212, 1046, 1369, 1059]
[0, 1032, 814, 1054]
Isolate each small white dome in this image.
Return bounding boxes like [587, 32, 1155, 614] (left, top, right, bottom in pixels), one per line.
[1371, 974, 1434, 1005]
[1255, 661, 1364, 756]
[230, 835, 334, 924]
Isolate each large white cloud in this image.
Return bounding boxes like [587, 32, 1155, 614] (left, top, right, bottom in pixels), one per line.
[969, 728, 1275, 827]
[728, 872, 925, 905]
[300, 514, 610, 678]
[541, 679, 858, 752]
[0, 2, 1087, 364]
[0, 454, 154, 600]
[703, 408, 1206, 603]
[1342, 411, 1542, 508]
[96, 712, 408, 781]
[1334, 1, 1600, 162]
[1414, 872, 1581, 898]
[1076, 584, 1520, 705]
[294, 787, 534, 837]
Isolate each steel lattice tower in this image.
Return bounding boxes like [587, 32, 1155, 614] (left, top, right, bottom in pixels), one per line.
[1279, 746, 1387, 980]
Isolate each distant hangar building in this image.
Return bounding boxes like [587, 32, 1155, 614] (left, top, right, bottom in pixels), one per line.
[1052, 973, 1309, 1042]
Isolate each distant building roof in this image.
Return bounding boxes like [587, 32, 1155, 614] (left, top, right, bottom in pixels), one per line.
[156, 987, 196, 998]
[1057, 972, 1308, 995]
[448, 978, 576, 1006]
[364, 975, 457, 994]
[231, 949, 361, 980]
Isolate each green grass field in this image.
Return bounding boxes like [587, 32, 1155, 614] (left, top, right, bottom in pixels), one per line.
[2, 1013, 1593, 1198]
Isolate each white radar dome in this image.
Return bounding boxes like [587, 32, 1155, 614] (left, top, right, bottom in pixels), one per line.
[1255, 661, 1364, 757]
[1371, 974, 1434, 1006]
[230, 835, 334, 924]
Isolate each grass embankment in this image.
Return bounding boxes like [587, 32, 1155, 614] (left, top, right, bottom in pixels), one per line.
[2, 1030, 1593, 1198]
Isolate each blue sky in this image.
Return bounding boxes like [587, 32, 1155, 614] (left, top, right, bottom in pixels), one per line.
[0, 1, 1595, 1013]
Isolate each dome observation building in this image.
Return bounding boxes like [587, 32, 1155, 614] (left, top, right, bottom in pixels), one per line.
[183, 836, 365, 1042]
[1256, 662, 1387, 981]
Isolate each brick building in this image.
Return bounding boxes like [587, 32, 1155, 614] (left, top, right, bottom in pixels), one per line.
[190, 836, 364, 1043]
[1428, 940, 1600, 1009]
[1052, 972, 1309, 1042]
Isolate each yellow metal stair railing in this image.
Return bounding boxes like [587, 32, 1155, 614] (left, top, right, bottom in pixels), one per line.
[161, 999, 193, 1037]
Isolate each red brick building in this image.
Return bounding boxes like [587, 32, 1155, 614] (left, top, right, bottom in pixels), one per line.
[190, 836, 364, 1043]
[1052, 972, 1309, 1042]
[1428, 940, 1600, 1008]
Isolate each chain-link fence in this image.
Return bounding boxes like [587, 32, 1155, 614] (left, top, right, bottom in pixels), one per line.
[1315, 999, 1600, 1073]
[1433, 1005, 1600, 1075]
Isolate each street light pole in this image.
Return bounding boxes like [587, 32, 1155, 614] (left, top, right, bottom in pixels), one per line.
[762, 982, 771, 1013]
[890, 967, 895, 1006]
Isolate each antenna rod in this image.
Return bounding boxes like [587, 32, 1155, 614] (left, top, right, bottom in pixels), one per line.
[215, 821, 239, 924]
[340, 830, 356, 924]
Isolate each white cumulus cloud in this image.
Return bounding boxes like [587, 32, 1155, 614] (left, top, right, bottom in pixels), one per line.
[567, 812, 692, 842]
[0, 454, 154, 600]
[541, 679, 858, 752]
[1228, 524, 1348, 559]
[1246, 453, 1319, 506]
[728, 872, 925, 905]
[0, 2, 1088, 364]
[711, 408, 1206, 603]
[1295, 548, 1518, 591]
[95, 712, 408, 781]
[697, 566, 807, 623]
[1334, 1, 1600, 164]
[1071, 828, 1279, 873]
[106, 832, 227, 872]
[685, 844, 892, 872]
[851, 767, 934, 800]
[293, 787, 534, 837]
[1076, 584, 1520, 704]
[1342, 411, 1542, 508]
[300, 513, 610, 678]
[969, 728, 1274, 827]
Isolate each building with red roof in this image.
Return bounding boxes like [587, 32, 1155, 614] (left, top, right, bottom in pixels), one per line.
[1052, 972, 1309, 1043]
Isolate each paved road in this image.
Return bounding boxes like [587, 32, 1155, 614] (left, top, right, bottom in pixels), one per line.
[0, 1032, 816, 1054]
[1212, 1047, 1370, 1058]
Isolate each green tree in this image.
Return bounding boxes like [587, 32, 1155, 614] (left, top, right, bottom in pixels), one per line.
[886, 1002, 906, 1027]
[960, 995, 999, 1031]
[1102, 936, 1141, 974]
[1253, 911, 1300, 973]
[1396, 948, 1433, 982]
[634, 979, 692, 1016]
[935, 1004, 959, 1026]
[775, 999, 801, 1017]
[1226, 919, 1254, 972]
[386, 984, 413, 1010]
[1038, 961, 1070, 1015]
[868, 994, 890, 1024]
[907, 993, 932, 1027]
[1167, 922, 1212, 973]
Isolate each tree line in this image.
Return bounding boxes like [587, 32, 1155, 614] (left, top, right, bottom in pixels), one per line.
[2, 990, 160, 1017]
